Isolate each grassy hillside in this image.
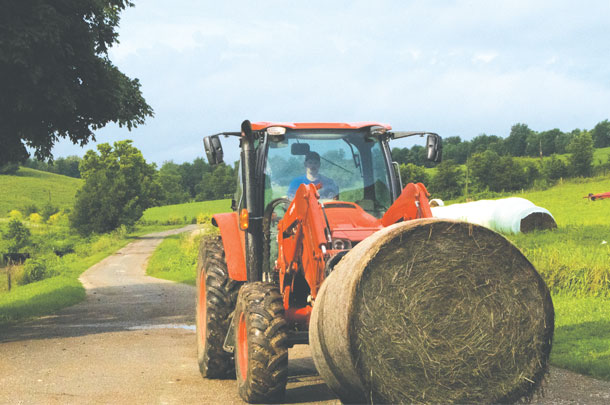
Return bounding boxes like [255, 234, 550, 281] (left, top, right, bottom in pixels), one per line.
[0, 167, 82, 216]
[141, 199, 231, 224]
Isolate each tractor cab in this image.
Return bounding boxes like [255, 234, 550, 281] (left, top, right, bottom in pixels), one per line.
[204, 121, 442, 283]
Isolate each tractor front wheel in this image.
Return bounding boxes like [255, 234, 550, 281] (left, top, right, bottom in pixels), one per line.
[196, 236, 241, 379]
[234, 282, 288, 403]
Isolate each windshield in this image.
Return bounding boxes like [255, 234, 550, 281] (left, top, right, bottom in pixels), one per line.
[264, 130, 392, 218]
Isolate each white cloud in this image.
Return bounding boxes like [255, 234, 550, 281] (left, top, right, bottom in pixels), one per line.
[52, 0, 610, 165]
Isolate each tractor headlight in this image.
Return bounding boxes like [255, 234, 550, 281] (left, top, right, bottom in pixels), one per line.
[331, 239, 352, 250]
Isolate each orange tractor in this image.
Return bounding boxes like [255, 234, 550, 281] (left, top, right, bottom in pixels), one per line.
[198, 121, 553, 404]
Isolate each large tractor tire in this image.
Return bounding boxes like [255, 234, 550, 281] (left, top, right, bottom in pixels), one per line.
[234, 282, 289, 403]
[196, 236, 241, 379]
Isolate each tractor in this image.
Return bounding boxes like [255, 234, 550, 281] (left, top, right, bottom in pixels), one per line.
[197, 120, 553, 404]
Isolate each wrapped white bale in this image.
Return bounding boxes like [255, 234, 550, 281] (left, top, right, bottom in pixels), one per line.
[431, 197, 557, 234]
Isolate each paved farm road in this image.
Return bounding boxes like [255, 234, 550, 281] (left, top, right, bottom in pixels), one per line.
[1, 226, 608, 404]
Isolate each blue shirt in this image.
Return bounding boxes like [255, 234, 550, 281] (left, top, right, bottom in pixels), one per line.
[287, 174, 339, 199]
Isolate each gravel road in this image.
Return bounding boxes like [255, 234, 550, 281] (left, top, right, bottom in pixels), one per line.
[0, 226, 608, 404]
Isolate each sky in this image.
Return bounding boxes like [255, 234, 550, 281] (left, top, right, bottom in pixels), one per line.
[51, 0, 610, 166]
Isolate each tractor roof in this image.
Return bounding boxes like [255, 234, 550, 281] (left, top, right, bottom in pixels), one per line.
[251, 122, 392, 131]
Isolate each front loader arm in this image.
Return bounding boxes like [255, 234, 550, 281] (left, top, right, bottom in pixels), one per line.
[277, 183, 330, 302]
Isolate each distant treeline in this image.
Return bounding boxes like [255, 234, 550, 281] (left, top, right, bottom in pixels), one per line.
[155, 158, 237, 205]
[392, 120, 610, 167]
[4, 119, 610, 205]
[396, 121, 610, 200]
[22, 155, 82, 178]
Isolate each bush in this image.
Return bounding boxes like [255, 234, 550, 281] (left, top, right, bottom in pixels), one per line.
[47, 211, 68, 226]
[20, 255, 57, 284]
[28, 213, 44, 224]
[196, 213, 211, 224]
[41, 203, 59, 222]
[8, 210, 22, 220]
[22, 204, 39, 216]
[399, 163, 430, 185]
[2, 219, 31, 253]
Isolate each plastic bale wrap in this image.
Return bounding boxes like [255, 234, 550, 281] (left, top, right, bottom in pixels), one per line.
[431, 197, 557, 234]
[310, 219, 554, 404]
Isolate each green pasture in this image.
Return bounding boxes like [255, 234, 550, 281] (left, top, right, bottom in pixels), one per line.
[140, 199, 231, 225]
[0, 167, 82, 216]
[504, 175, 610, 380]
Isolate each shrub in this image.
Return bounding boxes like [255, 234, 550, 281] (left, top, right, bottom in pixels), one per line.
[47, 211, 68, 226]
[28, 213, 44, 224]
[196, 213, 211, 224]
[20, 255, 57, 284]
[2, 219, 31, 253]
[8, 210, 22, 220]
[165, 216, 182, 225]
[22, 204, 39, 216]
[41, 203, 59, 221]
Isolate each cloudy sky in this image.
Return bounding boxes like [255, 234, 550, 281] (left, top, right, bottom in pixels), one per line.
[52, 0, 610, 166]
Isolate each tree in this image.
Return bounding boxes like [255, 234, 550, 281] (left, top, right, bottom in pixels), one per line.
[2, 219, 31, 253]
[179, 158, 210, 199]
[0, 163, 19, 175]
[505, 123, 533, 157]
[196, 164, 236, 201]
[592, 119, 610, 148]
[567, 131, 594, 177]
[0, 1, 153, 166]
[428, 160, 464, 200]
[542, 155, 568, 181]
[158, 161, 190, 205]
[70, 140, 161, 234]
[399, 163, 430, 186]
[469, 151, 528, 192]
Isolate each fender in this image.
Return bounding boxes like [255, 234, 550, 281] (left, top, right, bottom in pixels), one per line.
[211, 212, 247, 281]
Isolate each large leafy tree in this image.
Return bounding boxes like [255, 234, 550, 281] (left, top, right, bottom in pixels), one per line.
[592, 119, 610, 148]
[158, 161, 190, 205]
[428, 159, 464, 200]
[567, 131, 594, 177]
[70, 140, 161, 234]
[0, 1, 152, 166]
[505, 123, 533, 157]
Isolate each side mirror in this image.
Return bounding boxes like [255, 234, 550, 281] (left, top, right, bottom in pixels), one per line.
[426, 134, 442, 163]
[291, 143, 310, 155]
[204, 135, 224, 165]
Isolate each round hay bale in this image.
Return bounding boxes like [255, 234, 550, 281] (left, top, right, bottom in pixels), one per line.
[520, 212, 557, 233]
[310, 219, 554, 404]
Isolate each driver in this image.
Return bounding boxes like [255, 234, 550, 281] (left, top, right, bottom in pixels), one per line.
[287, 151, 339, 200]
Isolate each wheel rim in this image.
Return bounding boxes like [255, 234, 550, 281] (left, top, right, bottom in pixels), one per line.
[237, 312, 248, 381]
[197, 270, 207, 345]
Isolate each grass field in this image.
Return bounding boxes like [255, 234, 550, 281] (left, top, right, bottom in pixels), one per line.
[552, 295, 610, 380]
[0, 167, 82, 216]
[140, 199, 231, 225]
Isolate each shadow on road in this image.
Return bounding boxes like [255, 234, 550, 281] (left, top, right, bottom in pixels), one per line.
[0, 281, 196, 342]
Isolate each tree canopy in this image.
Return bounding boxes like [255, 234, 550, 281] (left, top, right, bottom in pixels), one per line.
[70, 140, 160, 234]
[0, 0, 152, 166]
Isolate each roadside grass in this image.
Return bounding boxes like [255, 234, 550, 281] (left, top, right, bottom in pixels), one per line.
[551, 295, 610, 380]
[0, 167, 81, 216]
[0, 229, 130, 325]
[0, 224, 192, 326]
[140, 199, 231, 225]
[146, 227, 213, 285]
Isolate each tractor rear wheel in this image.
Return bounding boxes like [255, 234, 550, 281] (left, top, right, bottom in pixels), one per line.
[196, 236, 241, 379]
[234, 282, 288, 403]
